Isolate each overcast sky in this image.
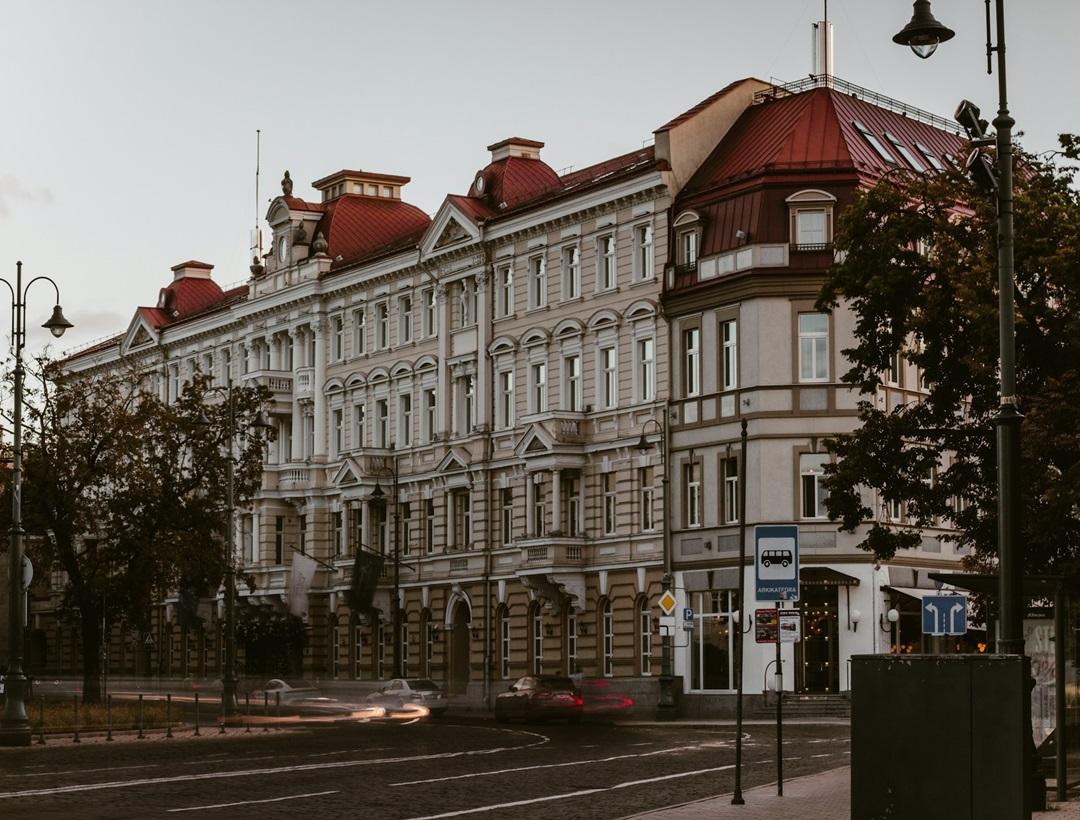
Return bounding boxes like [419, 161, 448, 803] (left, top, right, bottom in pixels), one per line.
[1, 0, 1076, 354]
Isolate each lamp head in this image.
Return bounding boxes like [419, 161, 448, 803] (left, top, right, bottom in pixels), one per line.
[635, 432, 652, 452]
[892, 0, 954, 59]
[370, 481, 385, 501]
[43, 304, 74, 338]
[252, 410, 274, 431]
[193, 408, 212, 430]
[887, 608, 900, 623]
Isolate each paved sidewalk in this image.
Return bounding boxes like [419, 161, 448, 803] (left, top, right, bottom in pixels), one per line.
[628, 766, 1080, 819]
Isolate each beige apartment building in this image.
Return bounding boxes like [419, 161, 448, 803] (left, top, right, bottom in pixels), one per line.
[53, 79, 772, 709]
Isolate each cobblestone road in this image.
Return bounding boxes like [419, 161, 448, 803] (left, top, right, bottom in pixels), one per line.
[0, 718, 851, 819]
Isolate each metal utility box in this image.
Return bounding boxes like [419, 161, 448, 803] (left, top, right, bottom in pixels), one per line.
[852, 654, 1030, 820]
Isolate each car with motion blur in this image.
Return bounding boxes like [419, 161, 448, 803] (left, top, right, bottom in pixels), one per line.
[258, 679, 356, 715]
[495, 675, 583, 724]
[366, 678, 448, 716]
[579, 679, 634, 718]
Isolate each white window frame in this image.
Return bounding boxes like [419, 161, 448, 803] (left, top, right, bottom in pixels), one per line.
[353, 402, 366, 449]
[497, 368, 515, 429]
[422, 288, 437, 338]
[637, 337, 656, 403]
[602, 600, 614, 677]
[376, 302, 389, 349]
[500, 487, 514, 546]
[376, 398, 389, 447]
[529, 255, 547, 309]
[640, 467, 655, 531]
[723, 457, 739, 524]
[399, 392, 412, 446]
[497, 264, 513, 318]
[685, 461, 702, 528]
[800, 453, 831, 520]
[530, 361, 547, 414]
[798, 313, 830, 383]
[603, 472, 617, 535]
[423, 387, 437, 443]
[562, 245, 580, 301]
[531, 606, 543, 676]
[500, 610, 512, 679]
[684, 327, 701, 398]
[635, 223, 654, 281]
[721, 319, 738, 391]
[599, 345, 617, 410]
[332, 314, 344, 361]
[332, 408, 344, 457]
[597, 234, 616, 291]
[399, 294, 413, 344]
[563, 354, 581, 412]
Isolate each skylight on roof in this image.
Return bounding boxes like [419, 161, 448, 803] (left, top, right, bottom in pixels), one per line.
[853, 120, 896, 164]
[915, 142, 947, 171]
[884, 132, 926, 172]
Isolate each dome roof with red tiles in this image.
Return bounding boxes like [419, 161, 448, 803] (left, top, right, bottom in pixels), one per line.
[468, 138, 562, 211]
[316, 195, 432, 268]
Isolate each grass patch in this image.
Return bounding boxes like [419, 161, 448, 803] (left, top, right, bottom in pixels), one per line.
[29, 701, 179, 733]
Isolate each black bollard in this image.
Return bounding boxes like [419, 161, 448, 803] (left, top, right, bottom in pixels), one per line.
[166, 693, 173, 738]
[263, 691, 269, 732]
[73, 695, 80, 744]
[106, 694, 113, 742]
[275, 691, 281, 729]
[194, 692, 200, 737]
[245, 693, 251, 734]
[138, 693, 145, 739]
[37, 697, 45, 745]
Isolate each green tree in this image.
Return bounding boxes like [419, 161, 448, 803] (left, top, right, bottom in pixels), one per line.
[17, 364, 270, 703]
[817, 137, 1080, 577]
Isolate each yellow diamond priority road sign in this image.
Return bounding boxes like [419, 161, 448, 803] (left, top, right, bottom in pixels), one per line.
[657, 590, 678, 616]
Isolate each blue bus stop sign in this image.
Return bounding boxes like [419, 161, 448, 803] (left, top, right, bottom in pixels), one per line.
[922, 594, 967, 636]
[754, 525, 800, 602]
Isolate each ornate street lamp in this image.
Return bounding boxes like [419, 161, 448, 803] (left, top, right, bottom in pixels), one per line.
[368, 445, 401, 678]
[892, 0, 955, 58]
[1, 261, 72, 747]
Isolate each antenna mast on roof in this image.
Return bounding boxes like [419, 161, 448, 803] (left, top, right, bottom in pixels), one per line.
[250, 130, 263, 264]
[812, 8, 835, 87]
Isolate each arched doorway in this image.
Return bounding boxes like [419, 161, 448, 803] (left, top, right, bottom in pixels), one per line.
[449, 601, 470, 694]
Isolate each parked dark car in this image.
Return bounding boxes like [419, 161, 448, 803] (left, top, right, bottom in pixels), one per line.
[366, 678, 448, 716]
[495, 676, 583, 724]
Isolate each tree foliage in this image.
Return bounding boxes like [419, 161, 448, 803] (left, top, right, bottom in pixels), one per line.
[15, 363, 270, 702]
[817, 136, 1080, 575]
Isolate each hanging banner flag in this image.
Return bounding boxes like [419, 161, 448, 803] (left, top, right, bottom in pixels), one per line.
[347, 549, 384, 615]
[287, 551, 319, 617]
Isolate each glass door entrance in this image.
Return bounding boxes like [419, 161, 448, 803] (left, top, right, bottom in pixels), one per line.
[688, 590, 737, 691]
[797, 584, 839, 693]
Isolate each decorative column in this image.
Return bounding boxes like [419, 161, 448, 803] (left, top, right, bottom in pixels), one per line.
[269, 333, 280, 371]
[525, 474, 535, 536]
[436, 285, 451, 438]
[313, 317, 327, 460]
[551, 469, 562, 535]
[291, 328, 303, 461]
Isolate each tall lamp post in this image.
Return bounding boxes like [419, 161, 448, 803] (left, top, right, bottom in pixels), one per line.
[195, 384, 273, 717]
[636, 417, 674, 718]
[0, 261, 72, 747]
[892, 0, 1022, 659]
[369, 443, 401, 678]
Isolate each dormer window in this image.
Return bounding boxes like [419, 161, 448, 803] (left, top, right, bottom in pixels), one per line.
[786, 190, 837, 252]
[671, 211, 702, 276]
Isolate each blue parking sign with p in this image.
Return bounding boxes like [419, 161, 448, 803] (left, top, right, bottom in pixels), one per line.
[755, 525, 799, 602]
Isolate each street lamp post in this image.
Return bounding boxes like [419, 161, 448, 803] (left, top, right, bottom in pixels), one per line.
[195, 384, 272, 718]
[369, 444, 401, 678]
[1, 261, 72, 747]
[892, 0, 1023, 660]
[636, 417, 674, 718]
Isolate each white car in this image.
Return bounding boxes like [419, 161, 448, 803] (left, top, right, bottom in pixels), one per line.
[367, 678, 447, 716]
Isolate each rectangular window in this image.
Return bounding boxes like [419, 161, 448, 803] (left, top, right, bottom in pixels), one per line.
[565, 476, 581, 537]
[376, 399, 389, 447]
[425, 498, 435, 554]
[376, 303, 389, 349]
[423, 387, 437, 443]
[684, 462, 702, 527]
[353, 308, 366, 356]
[640, 602, 652, 675]
[723, 457, 739, 524]
[401, 502, 412, 556]
[242, 514, 255, 564]
[885, 131, 926, 172]
[353, 403, 366, 449]
[332, 315, 344, 361]
[274, 516, 284, 564]
[721, 319, 738, 391]
[501, 487, 514, 546]
[399, 393, 412, 446]
[563, 355, 581, 411]
[798, 313, 830, 382]
[603, 473, 617, 535]
[498, 369, 514, 428]
[500, 612, 511, 680]
[915, 142, 947, 172]
[422, 287, 437, 337]
[566, 612, 577, 676]
[333, 511, 343, 558]
[332, 408, 344, 457]
[299, 514, 307, 554]
[529, 256, 546, 308]
[600, 346, 617, 409]
[886, 351, 902, 387]
[602, 602, 614, 677]
[597, 235, 616, 291]
[684, 327, 701, 398]
[352, 505, 363, 557]
[636, 224, 654, 280]
[497, 265, 513, 318]
[795, 209, 828, 246]
[637, 338, 656, 402]
[679, 231, 698, 266]
[454, 491, 471, 547]
[399, 295, 413, 343]
[533, 479, 547, 537]
[640, 467, 655, 531]
[531, 361, 547, 413]
[853, 119, 896, 164]
[562, 246, 580, 300]
[800, 453, 830, 519]
[460, 375, 475, 434]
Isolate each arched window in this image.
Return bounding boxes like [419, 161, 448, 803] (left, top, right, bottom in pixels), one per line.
[638, 597, 653, 676]
[499, 605, 512, 680]
[600, 598, 614, 677]
[529, 603, 544, 676]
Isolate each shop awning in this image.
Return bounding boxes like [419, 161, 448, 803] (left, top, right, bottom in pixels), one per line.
[884, 585, 942, 603]
[800, 566, 860, 586]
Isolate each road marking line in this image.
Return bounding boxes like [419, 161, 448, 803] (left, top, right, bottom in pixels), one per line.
[0, 736, 548, 800]
[404, 763, 741, 819]
[391, 746, 688, 786]
[3, 764, 158, 779]
[168, 790, 339, 813]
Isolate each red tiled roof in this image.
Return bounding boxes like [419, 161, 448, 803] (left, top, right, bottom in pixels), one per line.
[317, 195, 431, 268]
[681, 87, 965, 197]
[561, 147, 657, 190]
[138, 306, 170, 329]
[281, 196, 325, 213]
[469, 156, 562, 210]
[167, 278, 225, 316]
[446, 194, 498, 223]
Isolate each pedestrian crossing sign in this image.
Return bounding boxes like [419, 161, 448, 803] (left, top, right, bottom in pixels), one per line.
[657, 590, 678, 616]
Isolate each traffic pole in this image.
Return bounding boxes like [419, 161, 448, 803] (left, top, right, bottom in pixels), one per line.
[775, 601, 783, 796]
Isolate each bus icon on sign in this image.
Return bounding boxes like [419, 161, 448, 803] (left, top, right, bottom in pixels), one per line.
[761, 549, 793, 569]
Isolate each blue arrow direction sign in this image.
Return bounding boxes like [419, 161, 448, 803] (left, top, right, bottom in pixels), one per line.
[922, 594, 967, 636]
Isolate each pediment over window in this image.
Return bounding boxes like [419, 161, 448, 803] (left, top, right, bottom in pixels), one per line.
[331, 459, 363, 487]
[433, 218, 471, 249]
[420, 201, 482, 257]
[120, 313, 160, 356]
[435, 447, 471, 475]
[515, 424, 555, 458]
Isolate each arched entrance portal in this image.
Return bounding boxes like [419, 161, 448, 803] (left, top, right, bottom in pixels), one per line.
[449, 601, 470, 694]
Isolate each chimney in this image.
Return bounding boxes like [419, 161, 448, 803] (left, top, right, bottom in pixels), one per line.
[170, 260, 214, 282]
[486, 137, 545, 163]
[812, 20, 835, 82]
